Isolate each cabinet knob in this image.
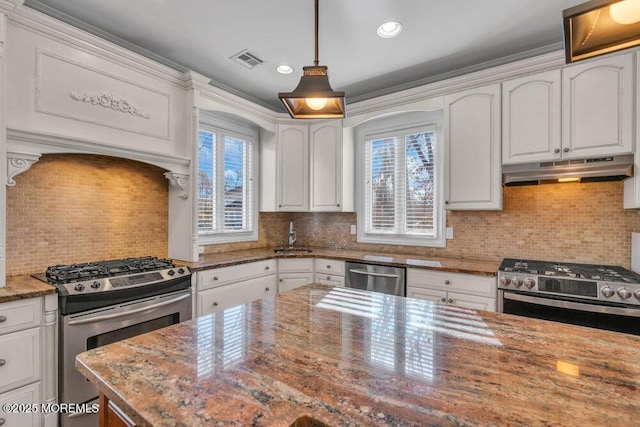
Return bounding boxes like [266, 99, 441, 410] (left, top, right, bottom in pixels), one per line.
[265, 266, 270, 270]
[444, 280, 450, 285]
[0, 359, 5, 367]
[337, 204, 340, 207]
[213, 276, 218, 281]
[440, 297, 446, 302]
[554, 148, 560, 153]
[326, 276, 331, 280]
[0, 316, 6, 323]
[445, 201, 449, 205]
[563, 147, 569, 153]
[265, 287, 270, 292]
[448, 298, 454, 304]
[212, 302, 218, 307]
[279, 204, 282, 208]
[279, 279, 283, 282]
[0, 417, 5, 426]
[326, 265, 331, 269]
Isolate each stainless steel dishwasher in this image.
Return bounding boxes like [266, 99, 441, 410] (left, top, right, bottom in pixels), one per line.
[345, 262, 406, 296]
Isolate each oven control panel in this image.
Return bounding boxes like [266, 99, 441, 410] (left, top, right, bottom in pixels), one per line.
[57, 267, 191, 295]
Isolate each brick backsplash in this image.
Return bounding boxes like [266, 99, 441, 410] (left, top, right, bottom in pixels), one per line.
[6, 154, 169, 275]
[8, 154, 640, 273]
[256, 182, 640, 269]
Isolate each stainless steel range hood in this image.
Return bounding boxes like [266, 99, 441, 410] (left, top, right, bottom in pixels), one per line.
[502, 154, 634, 186]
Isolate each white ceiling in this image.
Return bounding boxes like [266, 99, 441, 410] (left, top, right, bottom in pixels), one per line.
[25, 0, 584, 112]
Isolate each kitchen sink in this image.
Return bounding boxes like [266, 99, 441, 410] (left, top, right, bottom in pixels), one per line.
[274, 248, 313, 255]
[289, 415, 330, 427]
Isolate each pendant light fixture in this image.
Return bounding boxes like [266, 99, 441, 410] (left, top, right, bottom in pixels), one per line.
[278, 0, 346, 119]
[563, 0, 640, 63]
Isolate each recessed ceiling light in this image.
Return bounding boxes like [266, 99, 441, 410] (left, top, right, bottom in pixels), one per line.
[377, 21, 402, 38]
[276, 65, 294, 74]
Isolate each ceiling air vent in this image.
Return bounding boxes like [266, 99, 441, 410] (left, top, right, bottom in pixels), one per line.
[230, 50, 264, 69]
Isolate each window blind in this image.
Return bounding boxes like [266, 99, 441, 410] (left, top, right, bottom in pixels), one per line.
[223, 137, 252, 232]
[198, 130, 216, 232]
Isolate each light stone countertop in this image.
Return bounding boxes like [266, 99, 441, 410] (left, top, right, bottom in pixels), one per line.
[77, 283, 640, 426]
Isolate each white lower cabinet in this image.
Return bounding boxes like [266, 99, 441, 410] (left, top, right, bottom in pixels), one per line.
[198, 275, 276, 316]
[0, 382, 41, 427]
[196, 260, 278, 316]
[278, 259, 315, 293]
[407, 268, 497, 312]
[0, 295, 57, 427]
[314, 258, 345, 287]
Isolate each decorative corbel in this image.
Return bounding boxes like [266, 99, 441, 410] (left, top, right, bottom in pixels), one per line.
[164, 172, 189, 199]
[7, 152, 41, 186]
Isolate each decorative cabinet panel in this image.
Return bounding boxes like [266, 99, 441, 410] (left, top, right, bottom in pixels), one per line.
[561, 53, 633, 159]
[310, 121, 343, 211]
[277, 124, 309, 211]
[502, 70, 562, 164]
[444, 84, 502, 210]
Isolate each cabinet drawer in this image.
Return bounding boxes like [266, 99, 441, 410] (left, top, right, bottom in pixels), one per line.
[0, 298, 42, 336]
[278, 258, 314, 273]
[407, 286, 446, 303]
[0, 328, 40, 394]
[198, 260, 276, 291]
[448, 292, 496, 312]
[0, 382, 41, 427]
[198, 275, 276, 316]
[315, 274, 345, 287]
[315, 259, 345, 275]
[407, 269, 496, 297]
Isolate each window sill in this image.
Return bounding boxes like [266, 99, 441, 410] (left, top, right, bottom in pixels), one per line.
[357, 233, 445, 248]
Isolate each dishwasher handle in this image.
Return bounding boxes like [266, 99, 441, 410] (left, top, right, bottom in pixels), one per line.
[349, 269, 400, 279]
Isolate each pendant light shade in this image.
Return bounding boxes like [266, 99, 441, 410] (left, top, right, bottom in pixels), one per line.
[278, 0, 346, 118]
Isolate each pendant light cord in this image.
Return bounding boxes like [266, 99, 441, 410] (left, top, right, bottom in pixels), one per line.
[314, 0, 319, 66]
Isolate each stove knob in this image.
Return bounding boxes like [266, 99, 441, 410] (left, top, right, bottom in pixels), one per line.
[91, 281, 101, 289]
[500, 276, 511, 286]
[512, 276, 523, 288]
[617, 287, 632, 300]
[634, 290, 640, 301]
[524, 278, 535, 289]
[601, 286, 615, 298]
[74, 283, 85, 292]
[178, 268, 185, 274]
[167, 269, 175, 276]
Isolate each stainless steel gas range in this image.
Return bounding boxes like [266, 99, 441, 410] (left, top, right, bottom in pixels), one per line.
[497, 258, 640, 335]
[36, 256, 192, 427]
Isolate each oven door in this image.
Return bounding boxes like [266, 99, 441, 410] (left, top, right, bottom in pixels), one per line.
[500, 290, 640, 335]
[59, 289, 192, 427]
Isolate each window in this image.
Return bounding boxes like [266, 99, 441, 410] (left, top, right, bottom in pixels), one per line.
[198, 114, 258, 243]
[356, 112, 444, 247]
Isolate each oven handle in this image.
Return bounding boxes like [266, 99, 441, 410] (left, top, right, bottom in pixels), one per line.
[504, 292, 640, 317]
[67, 293, 190, 326]
[349, 269, 399, 279]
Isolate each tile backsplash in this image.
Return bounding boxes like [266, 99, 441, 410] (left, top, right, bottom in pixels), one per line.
[256, 182, 640, 268]
[7, 153, 640, 274]
[6, 154, 169, 275]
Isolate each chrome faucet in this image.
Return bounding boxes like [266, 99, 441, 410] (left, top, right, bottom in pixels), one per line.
[288, 220, 297, 249]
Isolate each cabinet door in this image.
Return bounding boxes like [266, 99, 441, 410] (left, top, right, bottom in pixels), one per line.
[0, 382, 41, 427]
[278, 273, 314, 293]
[197, 275, 276, 316]
[444, 84, 502, 210]
[562, 54, 633, 159]
[502, 70, 561, 164]
[447, 292, 496, 312]
[406, 286, 446, 304]
[310, 121, 343, 211]
[277, 124, 309, 211]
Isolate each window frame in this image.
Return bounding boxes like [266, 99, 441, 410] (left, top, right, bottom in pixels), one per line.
[355, 111, 445, 247]
[197, 113, 259, 244]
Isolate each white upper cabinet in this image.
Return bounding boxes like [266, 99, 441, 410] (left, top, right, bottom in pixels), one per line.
[310, 121, 342, 211]
[444, 83, 502, 210]
[562, 53, 633, 159]
[277, 124, 309, 211]
[502, 70, 561, 164]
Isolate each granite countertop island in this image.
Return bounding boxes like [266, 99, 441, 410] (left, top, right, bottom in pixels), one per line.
[76, 284, 640, 426]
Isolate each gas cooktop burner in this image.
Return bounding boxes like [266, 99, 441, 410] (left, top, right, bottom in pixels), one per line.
[46, 256, 175, 284]
[499, 258, 640, 283]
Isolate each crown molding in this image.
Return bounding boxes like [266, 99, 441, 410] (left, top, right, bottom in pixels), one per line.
[0, 0, 23, 14]
[6, 128, 191, 173]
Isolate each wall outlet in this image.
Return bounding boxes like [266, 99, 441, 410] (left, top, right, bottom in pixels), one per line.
[445, 227, 454, 240]
[197, 245, 205, 254]
[350, 224, 357, 235]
